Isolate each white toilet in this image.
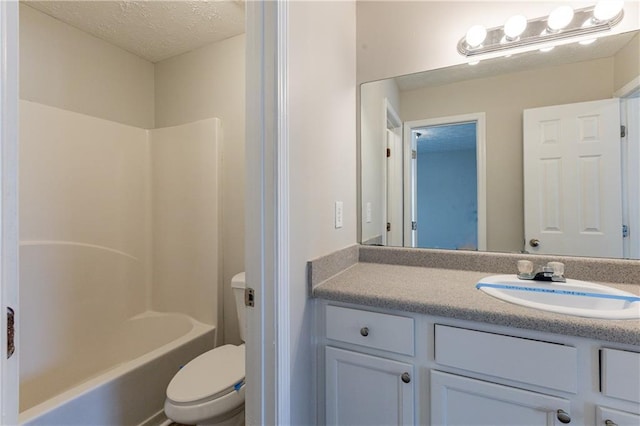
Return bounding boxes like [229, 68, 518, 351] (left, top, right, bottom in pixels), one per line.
[164, 272, 247, 426]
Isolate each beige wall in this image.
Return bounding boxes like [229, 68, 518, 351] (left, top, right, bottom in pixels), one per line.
[288, 1, 357, 423]
[614, 32, 640, 92]
[154, 34, 245, 344]
[400, 58, 615, 252]
[356, 1, 640, 84]
[19, 4, 155, 129]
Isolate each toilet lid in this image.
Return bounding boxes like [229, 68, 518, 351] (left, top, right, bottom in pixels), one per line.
[167, 344, 245, 404]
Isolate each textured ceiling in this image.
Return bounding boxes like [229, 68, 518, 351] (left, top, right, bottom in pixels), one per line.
[416, 122, 477, 154]
[24, 0, 246, 63]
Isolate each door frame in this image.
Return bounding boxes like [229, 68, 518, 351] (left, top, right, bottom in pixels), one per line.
[403, 113, 487, 251]
[384, 98, 402, 246]
[616, 76, 640, 259]
[0, 0, 20, 423]
[245, 1, 287, 424]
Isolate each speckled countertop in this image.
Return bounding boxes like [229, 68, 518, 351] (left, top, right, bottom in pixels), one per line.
[313, 261, 640, 346]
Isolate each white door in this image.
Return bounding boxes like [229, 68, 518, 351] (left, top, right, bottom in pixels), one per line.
[431, 370, 571, 426]
[325, 346, 414, 426]
[386, 129, 403, 246]
[523, 99, 622, 257]
[0, 1, 20, 424]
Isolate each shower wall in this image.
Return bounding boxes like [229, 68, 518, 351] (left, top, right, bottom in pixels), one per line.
[19, 100, 221, 404]
[19, 101, 150, 403]
[151, 119, 221, 325]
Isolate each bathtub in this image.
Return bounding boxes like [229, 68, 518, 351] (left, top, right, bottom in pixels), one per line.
[19, 311, 216, 426]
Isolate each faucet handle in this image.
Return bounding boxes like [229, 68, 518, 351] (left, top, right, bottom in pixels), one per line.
[547, 262, 565, 280]
[517, 260, 534, 279]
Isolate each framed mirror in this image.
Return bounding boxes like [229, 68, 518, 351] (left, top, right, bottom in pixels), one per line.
[360, 30, 639, 259]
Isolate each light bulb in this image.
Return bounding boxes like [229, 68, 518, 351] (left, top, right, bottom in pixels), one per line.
[594, 0, 624, 21]
[579, 38, 597, 45]
[465, 25, 487, 48]
[539, 45, 555, 52]
[504, 15, 528, 40]
[468, 60, 480, 66]
[548, 6, 574, 31]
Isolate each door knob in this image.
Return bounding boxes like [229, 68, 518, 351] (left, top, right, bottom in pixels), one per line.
[556, 409, 571, 424]
[401, 372, 411, 383]
[605, 421, 618, 426]
[529, 238, 540, 247]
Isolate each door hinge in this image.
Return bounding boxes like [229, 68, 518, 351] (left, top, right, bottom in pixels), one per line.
[621, 125, 626, 138]
[411, 150, 417, 159]
[386, 148, 391, 158]
[412, 221, 417, 231]
[244, 288, 255, 307]
[623, 224, 629, 238]
[7, 307, 15, 359]
[386, 222, 391, 232]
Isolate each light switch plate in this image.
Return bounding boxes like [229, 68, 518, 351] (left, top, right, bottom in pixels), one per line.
[335, 201, 343, 229]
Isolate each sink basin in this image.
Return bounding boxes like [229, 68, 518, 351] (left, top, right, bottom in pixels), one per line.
[476, 275, 640, 319]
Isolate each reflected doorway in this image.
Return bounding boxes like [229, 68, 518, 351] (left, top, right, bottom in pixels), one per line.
[404, 114, 486, 250]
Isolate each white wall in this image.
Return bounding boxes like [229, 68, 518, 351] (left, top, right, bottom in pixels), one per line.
[19, 4, 155, 129]
[288, 1, 357, 423]
[154, 34, 245, 344]
[356, 1, 640, 84]
[150, 119, 221, 326]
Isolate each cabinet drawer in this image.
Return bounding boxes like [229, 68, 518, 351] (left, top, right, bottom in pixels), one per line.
[596, 406, 640, 426]
[601, 348, 640, 403]
[435, 325, 577, 393]
[325, 305, 414, 356]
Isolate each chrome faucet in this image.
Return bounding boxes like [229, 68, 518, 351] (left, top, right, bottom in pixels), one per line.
[517, 260, 566, 282]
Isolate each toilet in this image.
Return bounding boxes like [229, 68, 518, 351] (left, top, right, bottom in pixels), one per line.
[164, 272, 247, 426]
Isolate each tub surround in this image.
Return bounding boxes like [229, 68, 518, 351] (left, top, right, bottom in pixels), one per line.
[309, 245, 640, 345]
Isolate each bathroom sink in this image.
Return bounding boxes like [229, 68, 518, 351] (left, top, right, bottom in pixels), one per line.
[476, 275, 640, 319]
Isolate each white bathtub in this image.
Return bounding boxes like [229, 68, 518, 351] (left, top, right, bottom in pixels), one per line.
[19, 311, 215, 426]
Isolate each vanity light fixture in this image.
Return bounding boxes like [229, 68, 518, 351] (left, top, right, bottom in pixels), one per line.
[458, 1, 625, 57]
[547, 6, 574, 32]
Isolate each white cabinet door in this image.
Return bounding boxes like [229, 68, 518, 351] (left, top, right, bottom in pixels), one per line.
[431, 371, 571, 426]
[596, 406, 640, 426]
[325, 346, 414, 426]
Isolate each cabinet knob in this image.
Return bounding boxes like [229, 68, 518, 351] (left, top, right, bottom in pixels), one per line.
[604, 421, 617, 426]
[401, 372, 411, 383]
[556, 409, 571, 424]
[360, 327, 369, 337]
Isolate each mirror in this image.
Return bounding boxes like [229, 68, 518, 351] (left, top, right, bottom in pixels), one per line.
[361, 30, 639, 259]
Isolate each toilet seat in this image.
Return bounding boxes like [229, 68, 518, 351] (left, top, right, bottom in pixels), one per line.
[167, 344, 245, 404]
[165, 345, 245, 424]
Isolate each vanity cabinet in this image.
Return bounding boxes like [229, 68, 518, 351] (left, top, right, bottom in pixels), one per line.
[323, 305, 416, 425]
[325, 347, 414, 425]
[317, 302, 640, 426]
[431, 370, 570, 426]
[432, 325, 575, 425]
[597, 348, 640, 426]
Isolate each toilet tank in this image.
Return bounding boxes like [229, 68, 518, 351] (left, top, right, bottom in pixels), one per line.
[231, 272, 246, 342]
